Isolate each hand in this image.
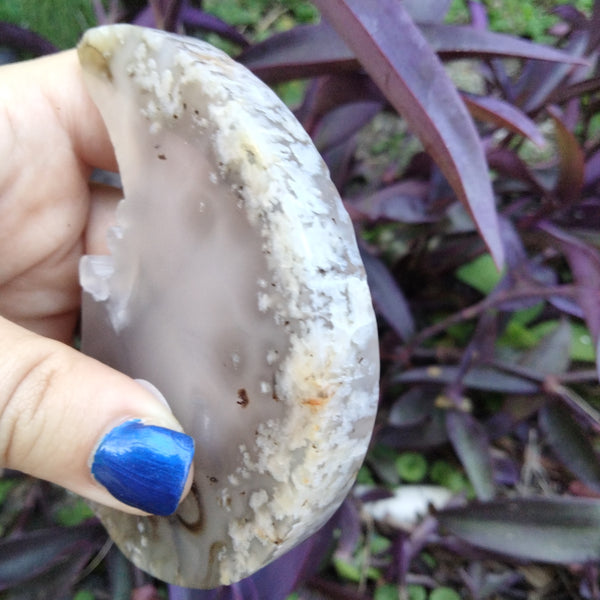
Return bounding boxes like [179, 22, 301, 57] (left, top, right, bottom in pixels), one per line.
[0, 50, 194, 517]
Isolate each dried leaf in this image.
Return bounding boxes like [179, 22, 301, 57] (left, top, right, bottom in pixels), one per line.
[312, 0, 504, 267]
[438, 497, 600, 563]
[446, 410, 496, 501]
[547, 106, 585, 205]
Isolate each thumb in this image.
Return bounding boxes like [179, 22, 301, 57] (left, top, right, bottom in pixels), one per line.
[0, 316, 194, 516]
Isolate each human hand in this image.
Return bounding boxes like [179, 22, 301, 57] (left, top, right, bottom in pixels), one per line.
[0, 50, 194, 516]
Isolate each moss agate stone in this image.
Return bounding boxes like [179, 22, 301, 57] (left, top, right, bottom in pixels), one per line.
[78, 25, 379, 589]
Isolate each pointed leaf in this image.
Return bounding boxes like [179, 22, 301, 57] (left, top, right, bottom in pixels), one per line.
[312, 101, 382, 153]
[486, 148, 546, 194]
[0, 22, 57, 56]
[462, 93, 546, 147]
[297, 72, 382, 134]
[519, 318, 572, 375]
[181, 7, 249, 47]
[541, 223, 600, 375]
[438, 497, 600, 563]
[540, 401, 600, 492]
[0, 523, 104, 589]
[238, 23, 355, 83]
[446, 410, 496, 501]
[313, 0, 504, 267]
[395, 365, 540, 394]
[350, 181, 436, 223]
[517, 34, 589, 113]
[422, 24, 589, 65]
[359, 247, 415, 341]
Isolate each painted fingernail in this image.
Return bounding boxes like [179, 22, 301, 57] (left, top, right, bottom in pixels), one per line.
[91, 419, 194, 516]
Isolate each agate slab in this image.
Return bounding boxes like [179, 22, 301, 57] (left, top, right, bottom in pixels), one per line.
[78, 24, 379, 588]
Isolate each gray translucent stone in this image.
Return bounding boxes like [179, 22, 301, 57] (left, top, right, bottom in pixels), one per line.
[78, 24, 379, 589]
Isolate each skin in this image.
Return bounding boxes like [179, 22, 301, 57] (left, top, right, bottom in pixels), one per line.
[0, 50, 192, 514]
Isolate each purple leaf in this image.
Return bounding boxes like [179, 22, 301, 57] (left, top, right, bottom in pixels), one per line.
[181, 7, 249, 47]
[463, 93, 546, 147]
[311, 101, 382, 153]
[378, 409, 449, 450]
[540, 223, 600, 376]
[296, 72, 383, 134]
[349, 180, 438, 223]
[516, 33, 589, 113]
[553, 5, 589, 29]
[446, 410, 496, 501]
[437, 497, 600, 563]
[0, 523, 104, 589]
[238, 23, 355, 83]
[540, 401, 600, 493]
[169, 512, 339, 600]
[468, 1, 489, 30]
[486, 148, 546, 195]
[395, 366, 540, 394]
[313, 0, 504, 267]
[132, 5, 156, 27]
[584, 149, 600, 189]
[519, 317, 572, 375]
[403, 0, 452, 23]
[553, 76, 600, 104]
[359, 247, 415, 342]
[547, 105, 585, 205]
[422, 24, 589, 65]
[0, 22, 57, 55]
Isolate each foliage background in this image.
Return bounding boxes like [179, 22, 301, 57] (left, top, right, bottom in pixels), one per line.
[1, 1, 600, 599]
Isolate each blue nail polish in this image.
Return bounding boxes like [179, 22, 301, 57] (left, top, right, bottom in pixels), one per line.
[91, 419, 194, 516]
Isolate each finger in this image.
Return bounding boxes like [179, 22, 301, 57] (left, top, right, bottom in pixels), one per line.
[1, 49, 118, 173]
[0, 316, 194, 516]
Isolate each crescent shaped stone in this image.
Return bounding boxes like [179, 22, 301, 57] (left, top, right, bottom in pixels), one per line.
[77, 24, 379, 589]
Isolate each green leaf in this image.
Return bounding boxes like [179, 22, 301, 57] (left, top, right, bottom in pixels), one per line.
[333, 557, 379, 582]
[396, 452, 428, 483]
[430, 588, 461, 600]
[407, 585, 427, 600]
[0, 479, 17, 505]
[54, 497, 95, 527]
[455, 253, 502, 294]
[375, 584, 399, 600]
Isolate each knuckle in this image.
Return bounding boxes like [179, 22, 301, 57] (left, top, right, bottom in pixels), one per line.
[0, 348, 61, 469]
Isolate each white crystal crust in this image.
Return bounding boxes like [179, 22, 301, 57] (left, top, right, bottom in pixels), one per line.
[78, 25, 379, 589]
